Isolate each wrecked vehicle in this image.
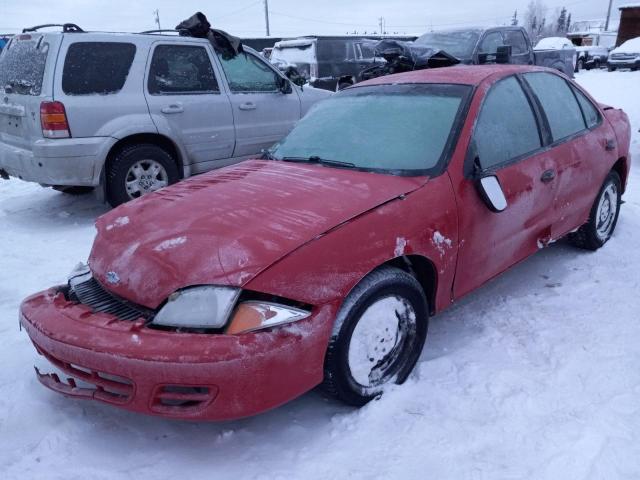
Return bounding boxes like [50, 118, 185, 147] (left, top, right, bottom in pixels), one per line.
[358, 26, 576, 82]
[270, 35, 416, 91]
[20, 65, 630, 421]
[0, 21, 330, 207]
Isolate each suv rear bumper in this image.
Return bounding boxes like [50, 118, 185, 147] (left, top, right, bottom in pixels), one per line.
[0, 137, 110, 186]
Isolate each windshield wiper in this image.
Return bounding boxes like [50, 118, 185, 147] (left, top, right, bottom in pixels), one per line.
[281, 156, 356, 169]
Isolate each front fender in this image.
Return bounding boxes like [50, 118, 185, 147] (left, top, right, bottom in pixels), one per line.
[244, 174, 459, 313]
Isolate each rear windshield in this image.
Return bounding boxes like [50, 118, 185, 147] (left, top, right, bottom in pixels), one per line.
[0, 37, 49, 95]
[415, 30, 481, 59]
[62, 42, 136, 95]
[271, 43, 315, 66]
[269, 84, 471, 175]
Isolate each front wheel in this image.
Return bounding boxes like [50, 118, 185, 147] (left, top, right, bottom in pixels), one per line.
[322, 266, 428, 406]
[569, 171, 622, 250]
[106, 144, 180, 207]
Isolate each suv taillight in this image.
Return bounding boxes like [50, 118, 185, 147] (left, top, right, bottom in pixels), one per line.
[40, 101, 71, 138]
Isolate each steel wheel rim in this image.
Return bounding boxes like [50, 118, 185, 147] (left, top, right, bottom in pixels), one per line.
[595, 183, 618, 241]
[125, 160, 168, 199]
[348, 296, 416, 388]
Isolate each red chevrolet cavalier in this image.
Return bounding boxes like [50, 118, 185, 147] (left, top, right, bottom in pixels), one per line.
[20, 65, 631, 420]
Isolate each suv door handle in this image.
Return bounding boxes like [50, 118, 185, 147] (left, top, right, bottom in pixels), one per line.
[161, 104, 184, 114]
[540, 169, 556, 183]
[239, 102, 257, 111]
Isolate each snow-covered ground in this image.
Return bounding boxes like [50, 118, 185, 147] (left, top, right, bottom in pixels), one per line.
[1, 70, 639, 479]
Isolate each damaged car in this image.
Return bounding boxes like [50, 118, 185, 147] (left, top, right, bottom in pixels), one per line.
[20, 65, 630, 421]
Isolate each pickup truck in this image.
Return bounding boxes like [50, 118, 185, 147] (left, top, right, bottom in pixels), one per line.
[358, 26, 575, 82]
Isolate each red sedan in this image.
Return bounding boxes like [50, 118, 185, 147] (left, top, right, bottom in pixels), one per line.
[20, 65, 631, 420]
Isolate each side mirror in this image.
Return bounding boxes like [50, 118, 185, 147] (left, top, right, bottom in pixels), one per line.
[283, 66, 307, 87]
[496, 45, 512, 64]
[477, 175, 508, 212]
[278, 76, 293, 94]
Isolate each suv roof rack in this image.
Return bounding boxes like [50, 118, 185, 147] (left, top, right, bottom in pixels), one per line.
[140, 29, 181, 35]
[22, 23, 84, 33]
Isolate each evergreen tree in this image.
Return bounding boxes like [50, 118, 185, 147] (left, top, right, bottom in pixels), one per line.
[557, 7, 567, 33]
[511, 10, 518, 26]
[566, 13, 572, 32]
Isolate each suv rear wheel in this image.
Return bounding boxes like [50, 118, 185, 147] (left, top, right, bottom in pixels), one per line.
[106, 144, 180, 207]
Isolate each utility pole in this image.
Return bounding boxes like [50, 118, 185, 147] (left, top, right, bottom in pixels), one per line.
[605, 0, 613, 31]
[378, 17, 385, 35]
[264, 0, 271, 36]
[153, 9, 161, 30]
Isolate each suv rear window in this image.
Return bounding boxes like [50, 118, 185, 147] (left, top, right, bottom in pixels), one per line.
[0, 37, 49, 95]
[62, 42, 136, 95]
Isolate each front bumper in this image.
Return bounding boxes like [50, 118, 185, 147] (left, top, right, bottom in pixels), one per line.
[607, 59, 640, 69]
[0, 137, 109, 186]
[20, 289, 335, 421]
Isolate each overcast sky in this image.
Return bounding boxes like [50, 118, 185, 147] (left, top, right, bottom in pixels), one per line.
[0, 0, 627, 37]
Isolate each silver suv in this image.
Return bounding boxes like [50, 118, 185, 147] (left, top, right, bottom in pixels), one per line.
[0, 26, 331, 206]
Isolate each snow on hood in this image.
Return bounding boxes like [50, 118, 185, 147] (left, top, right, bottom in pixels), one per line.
[90, 160, 426, 309]
[612, 37, 640, 54]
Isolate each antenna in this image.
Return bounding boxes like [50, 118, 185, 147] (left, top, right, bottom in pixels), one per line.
[153, 9, 161, 31]
[264, 0, 271, 36]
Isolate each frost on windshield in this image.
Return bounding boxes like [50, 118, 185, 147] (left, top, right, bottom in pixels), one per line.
[0, 39, 49, 95]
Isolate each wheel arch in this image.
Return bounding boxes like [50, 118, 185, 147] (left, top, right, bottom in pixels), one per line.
[105, 133, 185, 180]
[378, 255, 438, 316]
[612, 157, 629, 193]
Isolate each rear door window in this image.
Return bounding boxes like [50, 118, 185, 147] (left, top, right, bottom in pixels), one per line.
[148, 45, 219, 95]
[62, 42, 136, 95]
[523, 72, 586, 141]
[473, 76, 541, 170]
[572, 86, 601, 128]
[0, 37, 49, 95]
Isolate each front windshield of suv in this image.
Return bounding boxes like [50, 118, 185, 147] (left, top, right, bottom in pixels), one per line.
[268, 84, 470, 175]
[414, 30, 481, 59]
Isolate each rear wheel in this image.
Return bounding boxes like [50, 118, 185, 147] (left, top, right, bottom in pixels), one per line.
[106, 144, 180, 207]
[569, 171, 621, 250]
[608, 65, 617, 72]
[322, 266, 428, 406]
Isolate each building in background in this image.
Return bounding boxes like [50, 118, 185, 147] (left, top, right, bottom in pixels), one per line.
[616, 4, 640, 46]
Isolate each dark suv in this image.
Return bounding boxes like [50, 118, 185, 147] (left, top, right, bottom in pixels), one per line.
[270, 35, 415, 91]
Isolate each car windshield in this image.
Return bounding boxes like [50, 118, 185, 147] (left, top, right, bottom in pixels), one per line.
[414, 30, 481, 59]
[268, 84, 470, 175]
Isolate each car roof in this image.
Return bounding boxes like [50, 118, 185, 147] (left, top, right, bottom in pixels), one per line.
[357, 65, 555, 87]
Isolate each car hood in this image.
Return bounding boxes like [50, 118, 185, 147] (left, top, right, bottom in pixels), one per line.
[90, 160, 426, 309]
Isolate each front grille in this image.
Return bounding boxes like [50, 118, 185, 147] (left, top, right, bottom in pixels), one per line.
[611, 53, 637, 60]
[70, 276, 151, 322]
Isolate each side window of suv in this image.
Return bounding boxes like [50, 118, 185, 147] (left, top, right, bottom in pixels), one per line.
[473, 76, 541, 170]
[62, 42, 136, 95]
[478, 32, 504, 54]
[148, 45, 219, 95]
[523, 72, 586, 141]
[503, 30, 528, 55]
[218, 52, 280, 93]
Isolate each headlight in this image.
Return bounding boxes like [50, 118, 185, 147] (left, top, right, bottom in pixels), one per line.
[225, 301, 311, 334]
[152, 286, 240, 329]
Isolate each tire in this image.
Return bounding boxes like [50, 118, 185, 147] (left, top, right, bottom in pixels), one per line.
[106, 144, 180, 207]
[322, 266, 429, 406]
[569, 171, 622, 251]
[608, 65, 616, 72]
[52, 186, 94, 195]
[594, 58, 601, 69]
[576, 59, 584, 71]
[337, 81, 352, 91]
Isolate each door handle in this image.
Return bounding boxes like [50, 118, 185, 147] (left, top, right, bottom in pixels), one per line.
[239, 102, 257, 111]
[540, 169, 556, 183]
[161, 104, 184, 114]
[604, 139, 616, 151]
